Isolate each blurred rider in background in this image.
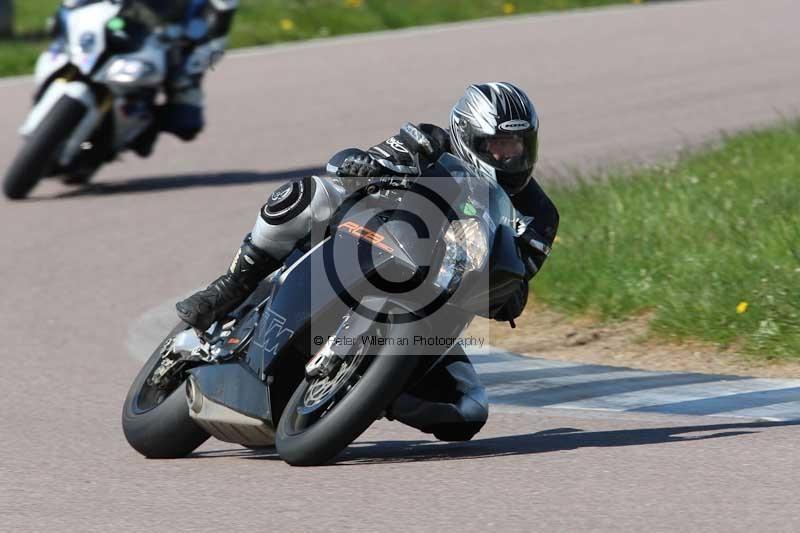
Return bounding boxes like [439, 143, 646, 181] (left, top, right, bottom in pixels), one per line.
[113, 0, 239, 150]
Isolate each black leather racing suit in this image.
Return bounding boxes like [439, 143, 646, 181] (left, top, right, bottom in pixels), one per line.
[176, 122, 558, 441]
[241, 125, 559, 441]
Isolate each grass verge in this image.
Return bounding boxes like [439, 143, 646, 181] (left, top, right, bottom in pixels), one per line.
[3, 0, 632, 77]
[534, 121, 800, 361]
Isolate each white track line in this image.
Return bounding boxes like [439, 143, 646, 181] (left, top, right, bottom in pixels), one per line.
[128, 302, 800, 421]
[550, 379, 800, 411]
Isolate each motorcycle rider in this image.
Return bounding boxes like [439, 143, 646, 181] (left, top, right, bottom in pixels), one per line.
[116, 0, 238, 149]
[176, 82, 559, 441]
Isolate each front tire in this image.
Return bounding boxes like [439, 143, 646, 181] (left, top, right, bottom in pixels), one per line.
[277, 354, 416, 466]
[122, 322, 210, 459]
[4, 96, 87, 199]
[276, 313, 424, 466]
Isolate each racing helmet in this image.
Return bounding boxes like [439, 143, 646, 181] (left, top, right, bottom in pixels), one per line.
[449, 82, 539, 195]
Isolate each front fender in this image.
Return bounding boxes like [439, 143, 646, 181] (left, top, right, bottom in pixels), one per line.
[20, 79, 107, 168]
[34, 47, 70, 89]
[20, 80, 95, 137]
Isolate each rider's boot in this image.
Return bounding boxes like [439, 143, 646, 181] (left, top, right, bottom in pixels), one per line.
[161, 82, 205, 141]
[130, 121, 159, 157]
[133, 84, 203, 156]
[176, 236, 278, 330]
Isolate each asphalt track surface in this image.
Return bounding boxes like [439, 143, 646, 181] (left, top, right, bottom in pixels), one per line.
[2, 1, 800, 531]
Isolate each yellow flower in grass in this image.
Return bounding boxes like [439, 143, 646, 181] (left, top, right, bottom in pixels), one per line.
[345, 0, 364, 7]
[736, 301, 749, 314]
[502, 2, 516, 15]
[280, 18, 295, 32]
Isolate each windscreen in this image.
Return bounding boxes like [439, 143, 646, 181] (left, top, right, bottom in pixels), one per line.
[118, 0, 193, 27]
[437, 153, 516, 232]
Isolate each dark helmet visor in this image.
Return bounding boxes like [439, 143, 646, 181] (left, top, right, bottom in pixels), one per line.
[472, 129, 538, 175]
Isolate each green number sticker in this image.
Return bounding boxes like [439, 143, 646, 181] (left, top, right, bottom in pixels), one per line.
[461, 202, 478, 217]
[107, 17, 126, 32]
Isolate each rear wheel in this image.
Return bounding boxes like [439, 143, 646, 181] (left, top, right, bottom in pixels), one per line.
[122, 322, 210, 459]
[276, 315, 421, 466]
[4, 96, 87, 199]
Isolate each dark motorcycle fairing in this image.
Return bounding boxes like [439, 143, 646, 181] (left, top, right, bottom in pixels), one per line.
[185, 170, 522, 432]
[454, 224, 527, 317]
[190, 362, 271, 421]
[185, 204, 427, 426]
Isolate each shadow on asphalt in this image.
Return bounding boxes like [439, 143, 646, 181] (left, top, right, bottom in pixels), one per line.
[188, 420, 799, 465]
[31, 167, 324, 199]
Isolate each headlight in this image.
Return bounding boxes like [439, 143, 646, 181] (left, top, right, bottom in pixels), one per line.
[106, 58, 157, 84]
[434, 218, 489, 291]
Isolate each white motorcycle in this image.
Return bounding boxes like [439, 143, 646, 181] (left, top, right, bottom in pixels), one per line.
[4, 0, 219, 199]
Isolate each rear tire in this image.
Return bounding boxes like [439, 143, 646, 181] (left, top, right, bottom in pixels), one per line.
[4, 96, 87, 199]
[122, 322, 210, 459]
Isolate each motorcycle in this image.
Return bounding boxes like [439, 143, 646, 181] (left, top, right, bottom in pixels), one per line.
[122, 154, 528, 466]
[4, 0, 218, 199]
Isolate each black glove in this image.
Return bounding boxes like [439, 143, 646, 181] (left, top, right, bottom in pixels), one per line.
[398, 123, 448, 160]
[337, 153, 386, 178]
[364, 123, 448, 176]
[491, 280, 529, 322]
[517, 217, 553, 280]
[489, 220, 553, 323]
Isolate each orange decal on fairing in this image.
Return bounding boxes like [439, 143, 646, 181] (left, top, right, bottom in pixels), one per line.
[339, 221, 395, 253]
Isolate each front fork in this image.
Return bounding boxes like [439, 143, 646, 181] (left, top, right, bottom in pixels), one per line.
[20, 76, 113, 168]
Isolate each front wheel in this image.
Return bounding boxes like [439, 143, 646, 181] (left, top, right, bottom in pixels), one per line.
[4, 96, 87, 199]
[276, 315, 422, 466]
[122, 321, 210, 459]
